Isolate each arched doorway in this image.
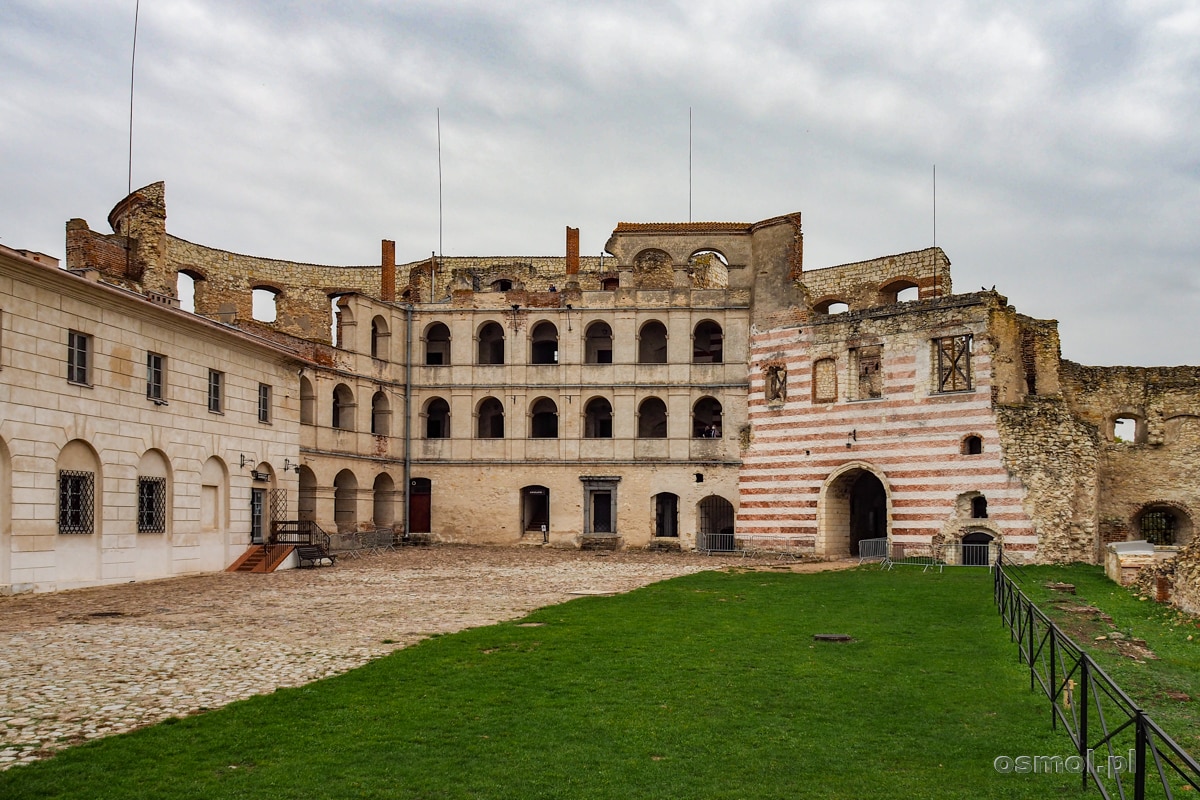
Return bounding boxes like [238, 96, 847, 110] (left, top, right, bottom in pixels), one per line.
[333, 470, 358, 533]
[697, 495, 735, 551]
[961, 530, 995, 566]
[819, 465, 889, 558]
[373, 473, 395, 528]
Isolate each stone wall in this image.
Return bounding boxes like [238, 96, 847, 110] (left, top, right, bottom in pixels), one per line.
[799, 248, 953, 313]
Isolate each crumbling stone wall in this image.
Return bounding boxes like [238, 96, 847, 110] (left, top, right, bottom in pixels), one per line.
[1132, 536, 1200, 614]
[799, 248, 953, 313]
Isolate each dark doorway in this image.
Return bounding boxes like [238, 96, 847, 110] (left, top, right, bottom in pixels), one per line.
[409, 478, 431, 533]
[961, 531, 994, 566]
[522, 485, 550, 536]
[655, 493, 679, 537]
[592, 491, 612, 533]
[849, 472, 886, 556]
[250, 488, 265, 544]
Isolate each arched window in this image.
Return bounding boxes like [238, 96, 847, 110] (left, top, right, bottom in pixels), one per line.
[252, 287, 279, 323]
[332, 296, 354, 348]
[332, 384, 355, 430]
[477, 397, 505, 438]
[584, 397, 613, 438]
[962, 435, 983, 455]
[425, 397, 450, 439]
[692, 396, 723, 438]
[530, 398, 559, 438]
[1138, 507, 1191, 546]
[813, 299, 849, 315]
[299, 376, 316, 425]
[58, 439, 101, 535]
[371, 391, 390, 436]
[477, 322, 505, 365]
[491, 279, 513, 292]
[176, 271, 201, 313]
[584, 321, 613, 364]
[880, 279, 919, 304]
[333, 469, 358, 532]
[1113, 416, 1142, 443]
[638, 320, 668, 364]
[370, 316, 390, 360]
[637, 397, 667, 439]
[693, 321, 723, 363]
[137, 449, 171, 534]
[425, 322, 451, 365]
[530, 322, 559, 365]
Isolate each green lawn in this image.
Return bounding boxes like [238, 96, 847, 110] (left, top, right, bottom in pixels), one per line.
[1, 567, 1080, 799]
[1011, 563, 1200, 751]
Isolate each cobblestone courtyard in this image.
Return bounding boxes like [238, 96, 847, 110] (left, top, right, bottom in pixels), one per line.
[0, 546, 848, 768]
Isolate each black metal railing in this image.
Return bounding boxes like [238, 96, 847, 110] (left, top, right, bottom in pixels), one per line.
[994, 559, 1200, 797]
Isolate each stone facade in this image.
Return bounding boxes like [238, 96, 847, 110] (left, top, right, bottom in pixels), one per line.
[6, 180, 1200, 593]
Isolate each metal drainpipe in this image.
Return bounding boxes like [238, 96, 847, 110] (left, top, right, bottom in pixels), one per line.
[403, 303, 413, 540]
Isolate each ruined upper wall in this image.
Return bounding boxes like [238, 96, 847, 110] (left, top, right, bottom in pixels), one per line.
[799, 248, 952, 313]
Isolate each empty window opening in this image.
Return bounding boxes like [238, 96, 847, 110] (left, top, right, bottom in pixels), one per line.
[971, 496, 988, 519]
[692, 396, 723, 438]
[1113, 417, 1138, 443]
[852, 345, 883, 400]
[1020, 329, 1038, 396]
[332, 384, 355, 430]
[814, 300, 849, 315]
[585, 321, 613, 364]
[693, 321, 723, 363]
[477, 397, 505, 438]
[935, 335, 972, 393]
[638, 321, 668, 364]
[962, 435, 983, 455]
[371, 391, 391, 436]
[425, 397, 450, 438]
[333, 470, 358, 533]
[491, 279, 513, 292]
[584, 397, 613, 438]
[689, 250, 730, 288]
[601, 277, 619, 291]
[252, 287, 279, 323]
[370, 316, 390, 360]
[881, 280, 920, 304]
[299, 376, 316, 425]
[530, 322, 559, 365]
[654, 492, 679, 537]
[765, 364, 787, 403]
[425, 322, 451, 365]
[637, 397, 668, 438]
[477, 322, 505, 365]
[530, 398, 559, 438]
[176, 271, 198, 313]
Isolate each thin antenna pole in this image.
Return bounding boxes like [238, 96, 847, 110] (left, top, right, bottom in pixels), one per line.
[688, 107, 693, 222]
[437, 108, 443, 258]
[932, 164, 937, 247]
[127, 0, 141, 197]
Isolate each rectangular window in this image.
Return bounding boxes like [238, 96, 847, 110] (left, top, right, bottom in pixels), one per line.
[58, 470, 94, 534]
[146, 352, 166, 402]
[67, 330, 91, 385]
[208, 369, 223, 413]
[137, 477, 167, 533]
[935, 335, 973, 393]
[851, 345, 883, 400]
[258, 383, 271, 423]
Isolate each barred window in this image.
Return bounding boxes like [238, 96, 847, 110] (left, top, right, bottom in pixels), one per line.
[258, 383, 271, 423]
[936, 335, 973, 393]
[138, 477, 167, 533]
[208, 369, 223, 413]
[1140, 510, 1176, 546]
[68, 330, 91, 385]
[58, 470, 94, 534]
[147, 352, 166, 402]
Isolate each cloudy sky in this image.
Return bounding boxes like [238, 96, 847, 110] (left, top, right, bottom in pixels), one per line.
[2, 1, 1197, 365]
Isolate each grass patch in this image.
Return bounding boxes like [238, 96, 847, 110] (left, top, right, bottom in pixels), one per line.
[1011, 563, 1200, 750]
[1, 568, 1077, 799]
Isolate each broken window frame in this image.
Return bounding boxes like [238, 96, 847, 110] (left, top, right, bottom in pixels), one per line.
[935, 335, 973, 394]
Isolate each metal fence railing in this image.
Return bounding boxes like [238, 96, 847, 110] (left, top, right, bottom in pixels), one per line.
[994, 558, 1200, 798]
[880, 541, 1000, 571]
[696, 530, 737, 554]
[857, 537, 889, 563]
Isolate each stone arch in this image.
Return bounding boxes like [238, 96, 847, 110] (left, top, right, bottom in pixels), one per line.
[530, 321, 559, 365]
[692, 320, 723, 364]
[529, 397, 559, 438]
[424, 321, 452, 365]
[333, 469, 359, 533]
[299, 375, 316, 425]
[697, 495, 736, 550]
[477, 321, 505, 365]
[424, 396, 451, 439]
[370, 315, 391, 361]
[637, 320, 668, 364]
[812, 297, 850, 315]
[688, 249, 729, 288]
[633, 248, 674, 289]
[817, 462, 890, 558]
[371, 391, 391, 436]
[692, 396, 723, 438]
[583, 396, 613, 439]
[1110, 413, 1146, 443]
[584, 321, 613, 364]
[373, 472, 396, 528]
[297, 465, 317, 522]
[332, 383, 356, 430]
[136, 448, 172, 535]
[879, 278, 920, 305]
[331, 294, 355, 348]
[477, 396, 505, 438]
[961, 434, 984, 455]
[637, 396, 668, 439]
[1134, 502, 1193, 546]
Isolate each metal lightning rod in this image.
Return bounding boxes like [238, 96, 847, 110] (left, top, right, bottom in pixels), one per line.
[127, 0, 140, 197]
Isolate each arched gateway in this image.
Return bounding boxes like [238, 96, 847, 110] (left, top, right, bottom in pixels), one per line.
[818, 463, 890, 558]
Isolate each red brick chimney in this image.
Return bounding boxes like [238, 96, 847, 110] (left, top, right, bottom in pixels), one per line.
[566, 227, 579, 275]
[381, 239, 396, 302]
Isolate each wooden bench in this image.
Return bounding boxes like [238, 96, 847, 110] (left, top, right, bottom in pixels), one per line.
[295, 545, 337, 568]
